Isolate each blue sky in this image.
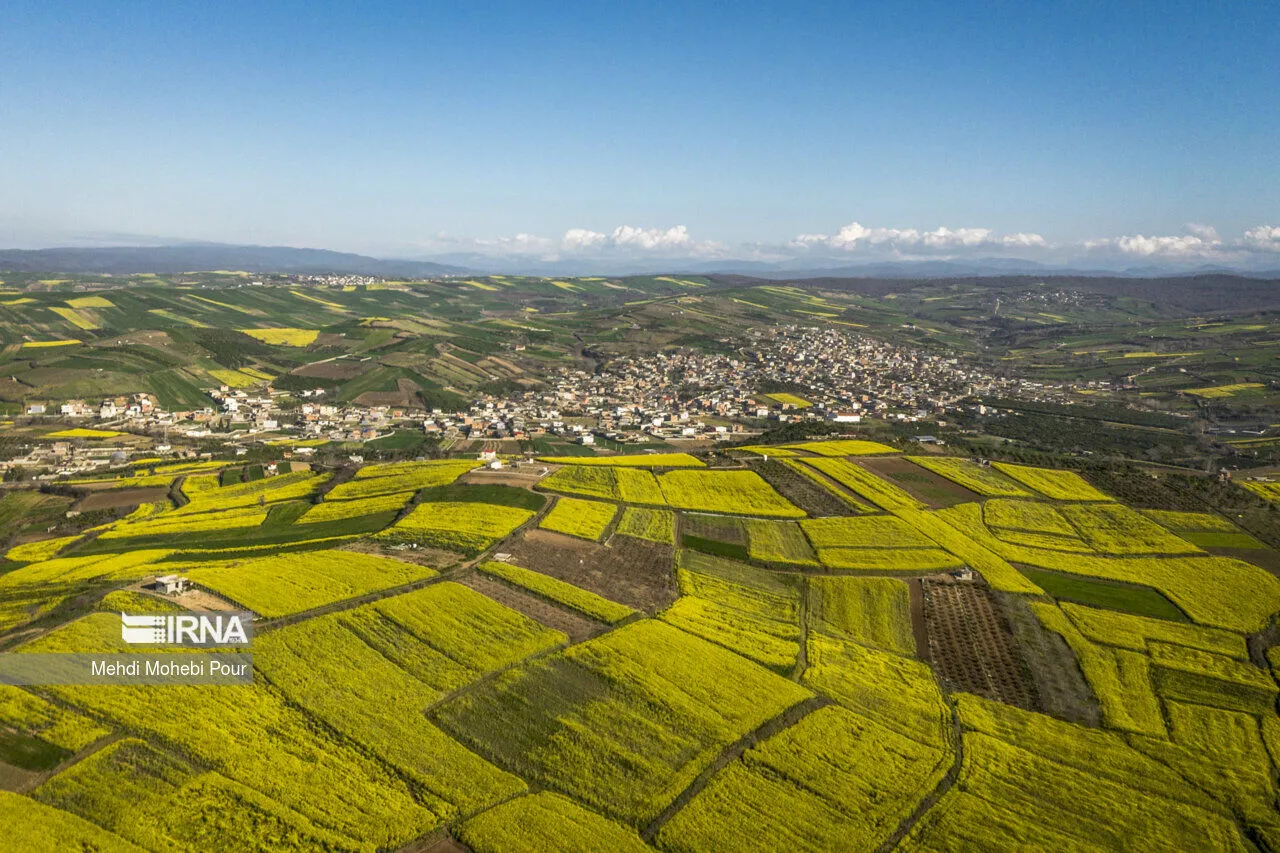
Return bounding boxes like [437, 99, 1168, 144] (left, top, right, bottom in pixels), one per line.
[2, 1, 1277, 266]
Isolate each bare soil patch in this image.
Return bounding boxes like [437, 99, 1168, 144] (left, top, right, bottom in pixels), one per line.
[922, 579, 1037, 710]
[505, 528, 677, 613]
[1216, 546, 1280, 577]
[355, 391, 414, 407]
[752, 459, 857, 516]
[994, 590, 1100, 725]
[340, 540, 463, 570]
[459, 470, 543, 488]
[0, 760, 39, 793]
[860, 457, 979, 508]
[73, 487, 170, 512]
[292, 360, 365, 380]
[458, 573, 602, 642]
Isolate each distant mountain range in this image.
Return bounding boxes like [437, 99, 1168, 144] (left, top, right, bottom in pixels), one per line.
[0, 242, 1276, 281]
[0, 244, 470, 276]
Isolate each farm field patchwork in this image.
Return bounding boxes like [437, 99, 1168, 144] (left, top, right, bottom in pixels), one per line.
[431, 619, 812, 826]
[478, 560, 635, 623]
[802, 457, 926, 510]
[1, 401, 1279, 851]
[326, 459, 478, 499]
[658, 705, 949, 853]
[906, 456, 1032, 497]
[538, 465, 667, 505]
[777, 439, 898, 456]
[989, 462, 1111, 501]
[536, 452, 704, 467]
[903, 694, 1251, 851]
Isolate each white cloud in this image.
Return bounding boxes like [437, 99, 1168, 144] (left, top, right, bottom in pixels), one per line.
[1113, 233, 1219, 257]
[790, 221, 1046, 255]
[559, 224, 724, 257]
[1186, 223, 1220, 241]
[421, 221, 1280, 268]
[1241, 225, 1280, 253]
[561, 228, 607, 251]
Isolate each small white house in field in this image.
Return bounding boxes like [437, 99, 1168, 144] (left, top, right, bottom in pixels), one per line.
[154, 575, 189, 595]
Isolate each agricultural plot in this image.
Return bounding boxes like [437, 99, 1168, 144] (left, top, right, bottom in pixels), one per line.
[297, 490, 413, 523]
[658, 705, 949, 853]
[803, 633, 950, 746]
[807, 576, 915, 655]
[762, 392, 812, 407]
[0, 793, 140, 853]
[1184, 382, 1266, 398]
[538, 465, 667, 505]
[1031, 602, 1166, 736]
[1141, 509, 1265, 549]
[45, 428, 123, 438]
[802, 458, 925, 511]
[0, 684, 109, 754]
[432, 619, 812, 826]
[614, 506, 676, 544]
[982, 498, 1091, 551]
[326, 459, 477, 500]
[478, 560, 635, 623]
[24, 618, 446, 848]
[6, 534, 81, 563]
[378, 501, 533, 554]
[818, 548, 962, 571]
[30, 739, 362, 852]
[1060, 602, 1245, 658]
[254, 587, 555, 811]
[183, 549, 436, 616]
[666, 550, 802, 671]
[778, 439, 898, 456]
[536, 452, 703, 467]
[680, 513, 748, 559]
[1242, 480, 1280, 504]
[460, 792, 650, 853]
[744, 519, 819, 565]
[238, 327, 319, 346]
[539, 497, 617, 541]
[990, 462, 1111, 501]
[96, 505, 267, 540]
[798, 514, 963, 571]
[799, 514, 934, 549]
[906, 456, 1032, 497]
[505, 529, 678, 613]
[753, 458, 867, 515]
[903, 695, 1250, 852]
[1059, 502, 1202, 555]
[658, 470, 805, 517]
[923, 581, 1036, 709]
[1018, 567, 1188, 621]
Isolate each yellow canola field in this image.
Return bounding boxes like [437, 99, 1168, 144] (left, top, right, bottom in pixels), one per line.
[239, 327, 320, 346]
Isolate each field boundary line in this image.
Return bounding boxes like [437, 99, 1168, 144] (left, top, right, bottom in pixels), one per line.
[875, 700, 964, 853]
[640, 694, 831, 843]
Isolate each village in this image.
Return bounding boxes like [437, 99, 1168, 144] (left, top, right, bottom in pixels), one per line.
[3, 326, 1101, 479]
